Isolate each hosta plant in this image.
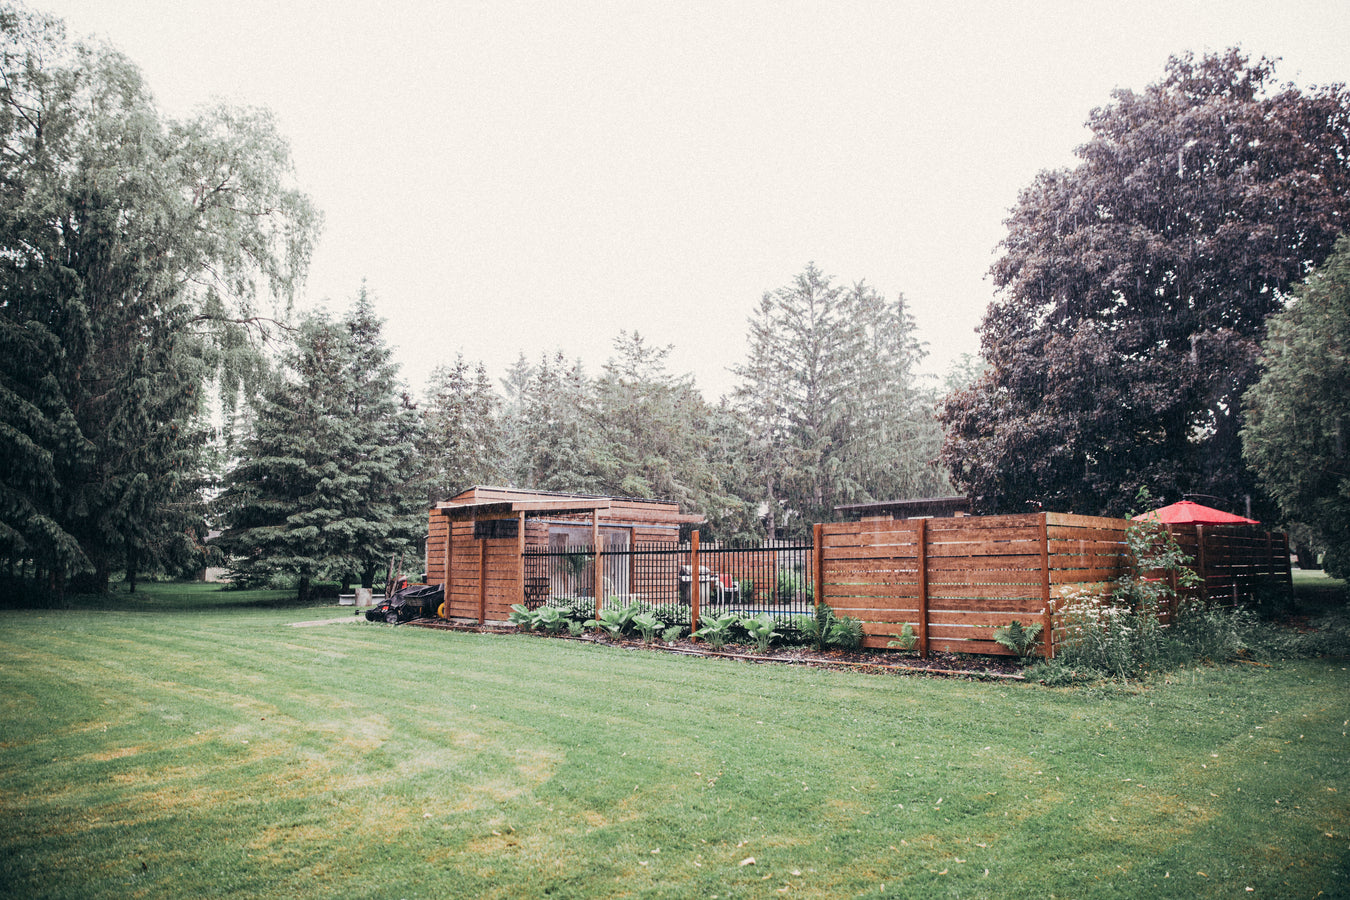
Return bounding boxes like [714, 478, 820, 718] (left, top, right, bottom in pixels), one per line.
[508, 604, 536, 631]
[632, 612, 662, 644]
[740, 614, 781, 653]
[694, 614, 739, 651]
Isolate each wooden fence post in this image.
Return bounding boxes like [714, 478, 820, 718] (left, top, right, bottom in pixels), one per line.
[813, 523, 824, 610]
[517, 511, 527, 607]
[442, 512, 453, 618]
[1039, 513, 1053, 659]
[1281, 531, 1292, 589]
[1195, 524, 1208, 604]
[917, 518, 929, 659]
[690, 530, 701, 637]
[592, 510, 602, 623]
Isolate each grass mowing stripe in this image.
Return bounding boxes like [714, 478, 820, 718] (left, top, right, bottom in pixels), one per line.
[1, 585, 1347, 898]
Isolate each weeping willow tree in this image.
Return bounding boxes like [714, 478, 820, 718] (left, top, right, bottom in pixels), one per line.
[0, 5, 319, 594]
[941, 49, 1350, 516]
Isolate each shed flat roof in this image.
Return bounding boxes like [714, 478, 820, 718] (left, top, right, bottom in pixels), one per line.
[434, 499, 612, 521]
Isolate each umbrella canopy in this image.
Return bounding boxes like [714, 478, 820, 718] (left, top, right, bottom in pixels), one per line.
[1132, 500, 1259, 525]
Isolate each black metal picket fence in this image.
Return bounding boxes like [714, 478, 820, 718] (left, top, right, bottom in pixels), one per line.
[522, 540, 815, 619]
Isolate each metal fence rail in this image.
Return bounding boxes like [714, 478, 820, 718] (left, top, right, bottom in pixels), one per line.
[521, 541, 816, 619]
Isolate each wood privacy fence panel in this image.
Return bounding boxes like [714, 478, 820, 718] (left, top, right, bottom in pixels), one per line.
[819, 513, 1132, 657]
[1167, 524, 1291, 604]
[1044, 513, 1130, 653]
[440, 522, 522, 622]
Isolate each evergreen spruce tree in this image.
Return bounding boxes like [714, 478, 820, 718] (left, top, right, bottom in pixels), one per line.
[215, 293, 423, 598]
[734, 264, 949, 535]
[421, 354, 505, 501]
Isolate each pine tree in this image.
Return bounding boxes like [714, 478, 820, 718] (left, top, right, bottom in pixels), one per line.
[214, 293, 423, 598]
[422, 353, 505, 501]
[734, 264, 949, 535]
[509, 352, 608, 493]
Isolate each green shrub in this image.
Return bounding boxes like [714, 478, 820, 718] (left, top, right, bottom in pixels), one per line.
[798, 602, 864, 651]
[1042, 492, 1262, 681]
[585, 606, 636, 640]
[632, 612, 662, 644]
[827, 614, 865, 650]
[648, 603, 692, 630]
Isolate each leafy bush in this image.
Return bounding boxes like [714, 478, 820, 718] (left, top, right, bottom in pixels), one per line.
[534, 605, 567, 634]
[775, 614, 808, 646]
[586, 606, 638, 640]
[798, 602, 864, 651]
[648, 603, 692, 630]
[547, 597, 596, 624]
[632, 612, 662, 644]
[1032, 497, 1261, 682]
[827, 615, 865, 650]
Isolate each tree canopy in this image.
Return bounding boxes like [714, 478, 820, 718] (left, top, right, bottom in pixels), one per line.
[940, 49, 1350, 516]
[1242, 236, 1350, 577]
[0, 5, 319, 593]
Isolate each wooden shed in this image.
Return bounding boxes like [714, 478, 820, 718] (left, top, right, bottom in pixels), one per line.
[425, 487, 703, 624]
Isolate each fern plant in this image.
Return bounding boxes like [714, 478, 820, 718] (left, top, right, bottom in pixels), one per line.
[887, 623, 918, 651]
[993, 620, 1043, 657]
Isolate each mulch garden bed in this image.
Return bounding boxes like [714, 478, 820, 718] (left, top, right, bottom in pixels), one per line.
[407, 618, 1028, 680]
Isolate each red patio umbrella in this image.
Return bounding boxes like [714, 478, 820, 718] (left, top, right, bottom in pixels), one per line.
[1132, 500, 1259, 525]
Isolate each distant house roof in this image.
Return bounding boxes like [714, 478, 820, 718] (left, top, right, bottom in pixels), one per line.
[834, 497, 971, 520]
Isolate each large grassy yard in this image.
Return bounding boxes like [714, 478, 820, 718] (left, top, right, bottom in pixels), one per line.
[1, 584, 1347, 898]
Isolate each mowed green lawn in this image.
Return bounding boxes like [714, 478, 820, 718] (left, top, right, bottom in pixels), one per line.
[1, 585, 1346, 899]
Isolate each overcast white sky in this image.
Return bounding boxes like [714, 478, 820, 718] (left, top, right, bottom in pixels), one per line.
[31, 1, 1350, 400]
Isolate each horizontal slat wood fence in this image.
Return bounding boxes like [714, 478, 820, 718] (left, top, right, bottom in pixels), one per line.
[819, 513, 1134, 657]
[1166, 523, 1292, 605]
[427, 509, 1290, 659]
[818, 513, 1291, 657]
